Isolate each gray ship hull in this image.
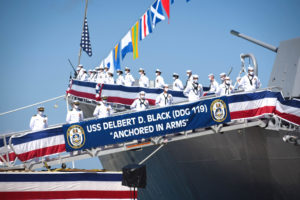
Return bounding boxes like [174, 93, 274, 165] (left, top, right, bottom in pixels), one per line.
[100, 127, 300, 200]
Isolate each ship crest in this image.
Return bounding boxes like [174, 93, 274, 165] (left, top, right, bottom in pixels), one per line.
[210, 99, 227, 122]
[67, 125, 86, 149]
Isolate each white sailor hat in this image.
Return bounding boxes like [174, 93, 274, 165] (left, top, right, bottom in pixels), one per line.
[155, 69, 161, 73]
[225, 76, 231, 80]
[76, 67, 80, 70]
[78, 64, 83, 67]
[83, 69, 87, 72]
[186, 70, 192, 73]
[139, 91, 145, 95]
[88, 69, 92, 72]
[139, 68, 144, 72]
[37, 106, 44, 111]
[124, 67, 130, 71]
[92, 70, 96, 73]
[208, 73, 214, 77]
[95, 66, 100, 70]
[99, 66, 104, 69]
[173, 73, 179, 77]
[163, 84, 169, 88]
[248, 66, 254, 71]
[73, 100, 80, 105]
[219, 72, 226, 76]
[193, 74, 199, 79]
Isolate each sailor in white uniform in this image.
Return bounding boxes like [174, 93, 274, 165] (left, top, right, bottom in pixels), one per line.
[208, 73, 219, 93]
[183, 74, 203, 101]
[93, 66, 99, 81]
[116, 70, 125, 85]
[76, 64, 85, 80]
[30, 106, 48, 131]
[130, 91, 149, 111]
[96, 66, 105, 84]
[239, 66, 261, 91]
[218, 76, 233, 96]
[155, 69, 165, 88]
[93, 99, 111, 119]
[139, 68, 149, 88]
[106, 72, 114, 84]
[103, 66, 109, 83]
[124, 67, 135, 86]
[80, 69, 88, 81]
[185, 69, 193, 88]
[76, 67, 81, 80]
[219, 72, 226, 84]
[66, 100, 84, 124]
[156, 84, 173, 107]
[172, 73, 184, 91]
[235, 76, 243, 90]
[90, 70, 97, 82]
[87, 70, 93, 82]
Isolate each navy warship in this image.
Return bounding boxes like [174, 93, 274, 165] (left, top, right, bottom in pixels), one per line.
[97, 32, 300, 200]
[1, 28, 299, 200]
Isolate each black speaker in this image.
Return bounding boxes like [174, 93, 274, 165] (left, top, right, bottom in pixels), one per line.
[122, 164, 146, 188]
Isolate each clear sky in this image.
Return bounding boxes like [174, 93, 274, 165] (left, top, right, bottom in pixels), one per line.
[1, 0, 300, 169]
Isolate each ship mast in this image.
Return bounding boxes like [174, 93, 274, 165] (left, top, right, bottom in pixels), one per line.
[77, 0, 89, 66]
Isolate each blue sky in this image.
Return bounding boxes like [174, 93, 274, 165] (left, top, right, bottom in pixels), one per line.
[1, 0, 300, 169]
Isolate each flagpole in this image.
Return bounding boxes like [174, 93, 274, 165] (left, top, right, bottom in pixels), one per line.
[77, 0, 89, 66]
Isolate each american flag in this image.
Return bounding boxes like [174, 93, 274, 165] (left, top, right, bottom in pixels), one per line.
[80, 17, 92, 57]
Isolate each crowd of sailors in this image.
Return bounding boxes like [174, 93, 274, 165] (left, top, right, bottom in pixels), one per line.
[30, 65, 261, 131]
[74, 64, 261, 93]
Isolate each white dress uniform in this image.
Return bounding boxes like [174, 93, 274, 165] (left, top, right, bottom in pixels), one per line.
[66, 108, 84, 124]
[77, 68, 84, 80]
[91, 73, 97, 83]
[116, 75, 125, 85]
[130, 98, 149, 111]
[239, 74, 261, 91]
[155, 75, 165, 88]
[93, 102, 111, 119]
[139, 74, 149, 88]
[96, 72, 105, 84]
[209, 80, 219, 93]
[107, 76, 114, 84]
[103, 71, 109, 83]
[184, 82, 203, 101]
[218, 83, 233, 96]
[185, 76, 193, 88]
[156, 92, 173, 107]
[76, 71, 81, 80]
[88, 73, 93, 82]
[80, 73, 88, 81]
[124, 73, 135, 86]
[30, 114, 48, 131]
[173, 78, 184, 91]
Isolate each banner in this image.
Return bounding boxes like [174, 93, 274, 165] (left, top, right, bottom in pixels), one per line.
[10, 127, 65, 162]
[0, 172, 135, 199]
[7, 90, 299, 161]
[63, 96, 231, 151]
[67, 79, 189, 105]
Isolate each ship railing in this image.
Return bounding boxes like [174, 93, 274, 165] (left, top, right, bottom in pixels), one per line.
[0, 86, 288, 146]
[1, 87, 297, 170]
